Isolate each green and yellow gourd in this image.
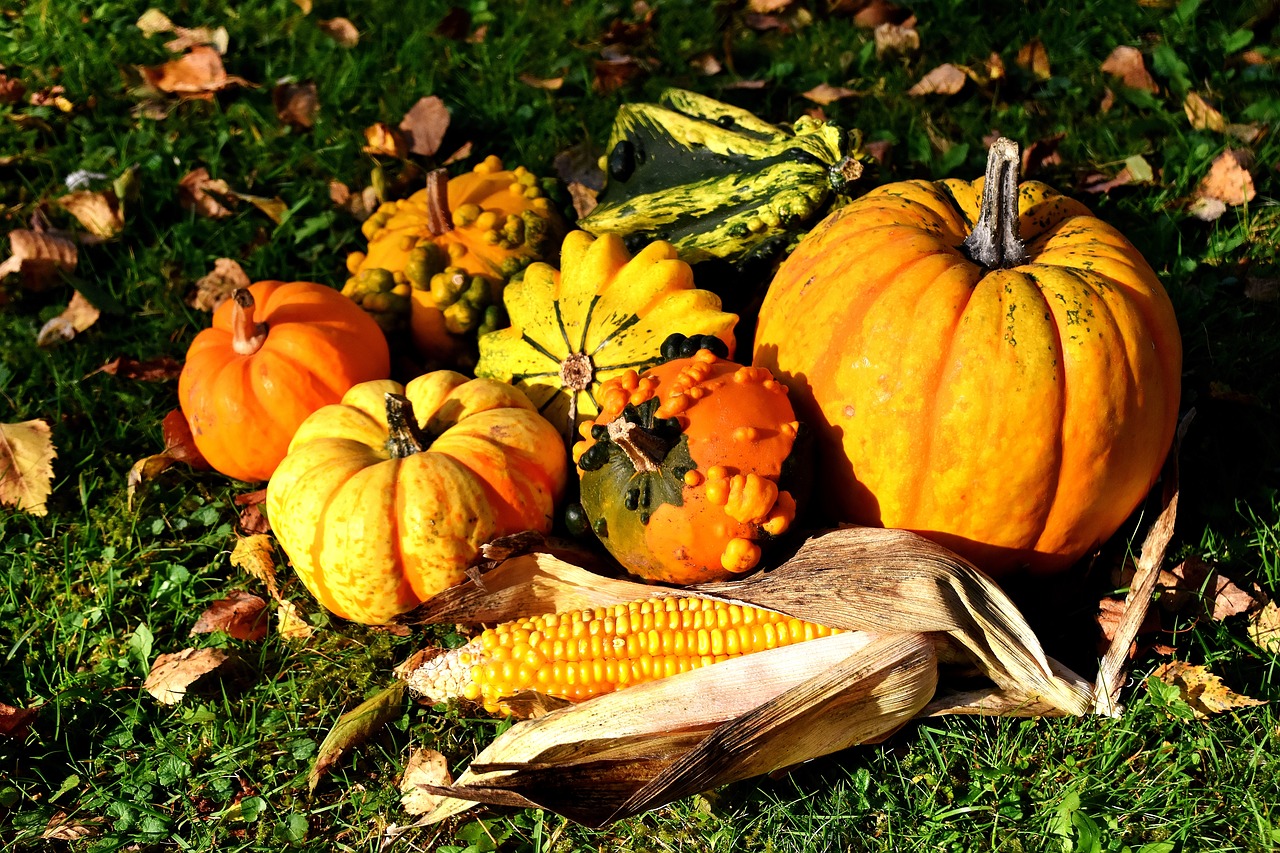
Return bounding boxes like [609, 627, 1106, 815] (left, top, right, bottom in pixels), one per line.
[577, 89, 865, 270]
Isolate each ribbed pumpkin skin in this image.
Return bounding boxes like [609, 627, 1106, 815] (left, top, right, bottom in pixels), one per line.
[753, 177, 1182, 575]
[266, 373, 568, 625]
[178, 281, 390, 483]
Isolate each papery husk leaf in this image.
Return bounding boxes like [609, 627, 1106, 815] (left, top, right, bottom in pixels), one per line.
[426, 633, 934, 826]
[693, 527, 1092, 716]
[408, 552, 657, 625]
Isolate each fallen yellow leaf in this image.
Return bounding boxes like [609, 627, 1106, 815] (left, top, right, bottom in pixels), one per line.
[231, 534, 280, 600]
[1248, 601, 1280, 654]
[1151, 661, 1267, 719]
[400, 748, 454, 815]
[142, 648, 230, 704]
[36, 291, 101, 348]
[57, 190, 124, 238]
[0, 419, 56, 516]
[907, 63, 968, 96]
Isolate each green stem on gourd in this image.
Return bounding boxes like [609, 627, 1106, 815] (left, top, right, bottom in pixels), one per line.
[230, 288, 268, 356]
[606, 417, 669, 474]
[385, 393, 430, 458]
[425, 168, 454, 237]
[961, 137, 1027, 271]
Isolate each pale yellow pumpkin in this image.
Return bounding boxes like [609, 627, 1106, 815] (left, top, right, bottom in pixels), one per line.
[265, 372, 568, 624]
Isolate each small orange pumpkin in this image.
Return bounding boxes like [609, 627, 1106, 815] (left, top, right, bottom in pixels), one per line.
[178, 282, 391, 483]
[344, 156, 563, 362]
[573, 337, 806, 585]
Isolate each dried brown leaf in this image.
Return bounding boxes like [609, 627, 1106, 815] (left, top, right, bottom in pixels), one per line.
[136, 9, 175, 35]
[142, 648, 230, 704]
[748, 0, 793, 11]
[125, 409, 210, 509]
[42, 812, 105, 842]
[0, 702, 40, 739]
[1184, 92, 1225, 132]
[57, 190, 124, 238]
[126, 454, 180, 508]
[436, 7, 472, 40]
[363, 122, 408, 158]
[138, 46, 249, 97]
[518, 73, 565, 91]
[567, 182, 599, 220]
[1209, 574, 1263, 621]
[837, 0, 910, 27]
[231, 534, 280, 600]
[873, 21, 919, 58]
[1080, 155, 1154, 195]
[318, 17, 359, 48]
[230, 191, 289, 225]
[237, 502, 271, 536]
[188, 257, 249, 311]
[1244, 277, 1279, 302]
[165, 26, 230, 55]
[0, 229, 78, 290]
[984, 52, 1006, 82]
[191, 591, 269, 641]
[1016, 38, 1051, 80]
[442, 142, 474, 166]
[88, 356, 178, 383]
[1100, 87, 1116, 113]
[178, 168, 234, 219]
[1194, 149, 1255, 207]
[689, 52, 722, 76]
[864, 139, 893, 166]
[1021, 134, 1064, 176]
[37, 291, 100, 347]
[1150, 661, 1267, 719]
[593, 55, 646, 94]
[273, 81, 318, 129]
[399, 96, 451, 157]
[801, 82, 859, 105]
[0, 420, 56, 517]
[1100, 45, 1159, 94]
[310, 682, 407, 792]
[401, 748, 454, 816]
[292, 0, 313, 13]
[907, 63, 967, 96]
[1248, 601, 1280, 654]
[0, 74, 25, 105]
[277, 599, 316, 640]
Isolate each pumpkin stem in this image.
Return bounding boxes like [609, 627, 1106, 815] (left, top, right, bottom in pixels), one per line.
[230, 288, 268, 356]
[606, 417, 668, 474]
[425, 168, 454, 237]
[385, 393, 430, 458]
[961, 137, 1027, 271]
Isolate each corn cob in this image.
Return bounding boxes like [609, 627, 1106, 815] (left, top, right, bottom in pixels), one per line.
[407, 595, 840, 716]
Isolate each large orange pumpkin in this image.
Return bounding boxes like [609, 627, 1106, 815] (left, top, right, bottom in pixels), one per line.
[178, 282, 391, 483]
[753, 138, 1182, 576]
[266, 373, 568, 624]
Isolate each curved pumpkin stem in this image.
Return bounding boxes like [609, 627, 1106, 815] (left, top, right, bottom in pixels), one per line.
[607, 417, 669, 474]
[425, 168, 454, 237]
[230, 288, 269, 356]
[961, 137, 1027, 271]
[385, 393, 430, 458]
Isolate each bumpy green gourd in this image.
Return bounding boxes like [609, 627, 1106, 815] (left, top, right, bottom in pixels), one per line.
[578, 89, 865, 269]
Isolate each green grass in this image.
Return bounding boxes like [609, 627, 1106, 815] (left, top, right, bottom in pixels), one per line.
[2, 0, 1279, 850]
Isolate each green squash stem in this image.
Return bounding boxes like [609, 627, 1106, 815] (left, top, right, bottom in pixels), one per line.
[961, 137, 1027, 271]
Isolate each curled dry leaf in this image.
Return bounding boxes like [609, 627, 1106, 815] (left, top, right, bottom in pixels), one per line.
[318, 17, 359, 48]
[1193, 149, 1255, 211]
[748, 0, 793, 11]
[126, 409, 211, 509]
[907, 63, 968, 96]
[165, 26, 230, 55]
[137, 8, 175, 35]
[178, 168, 234, 219]
[0, 702, 41, 739]
[1096, 595, 1160, 657]
[143, 647, 231, 704]
[88, 355, 184, 382]
[1184, 92, 1225, 132]
[0, 419, 56, 517]
[0, 74, 26, 105]
[593, 54, 647, 94]
[1150, 661, 1267, 719]
[874, 21, 919, 58]
[139, 46, 250, 98]
[399, 96, 451, 157]
[518, 73, 565, 91]
[801, 82, 859, 105]
[190, 590, 270, 641]
[230, 191, 289, 225]
[689, 52, 722, 76]
[329, 181, 380, 221]
[363, 122, 408, 158]
[1080, 154, 1155, 195]
[292, 0, 313, 13]
[57, 190, 124, 238]
[0, 229, 78, 290]
[37, 291, 101, 348]
[277, 599, 316, 641]
[237, 502, 271, 536]
[1016, 38, 1051, 79]
[230, 533, 280, 600]
[42, 812, 105, 842]
[567, 182, 599, 220]
[401, 748, 454, 816]
[1100, 46, 1159, 94]
[310, 682, 407, 792]
[1248, 601, 1280, 654]
[187, 257, 250, 311]
[1021, 134, 1064, 176]
[273, 81, 318, 129]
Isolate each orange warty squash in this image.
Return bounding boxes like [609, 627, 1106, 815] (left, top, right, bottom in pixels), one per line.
[178, 282, 391, 483]
[574, 338, 806, 585]
[266, 373, 568, 624]
[753, 138, 1182, 576]
[344, 156, 563, 363]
